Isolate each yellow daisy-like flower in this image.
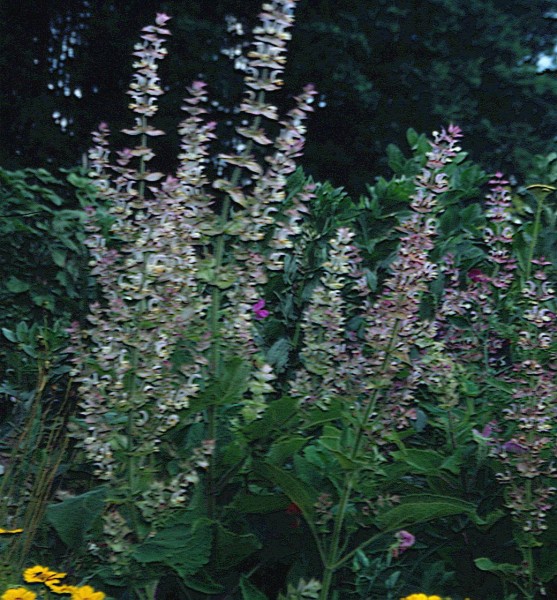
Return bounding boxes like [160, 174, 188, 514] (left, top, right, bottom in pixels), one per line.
[70, 585, 106, 600]
[22, 565, 66, 584]
[400, 595, 443, 600]
[0, 528, 23, 534]
[1, 588, 37, 600]
[45, 581, 77, 595]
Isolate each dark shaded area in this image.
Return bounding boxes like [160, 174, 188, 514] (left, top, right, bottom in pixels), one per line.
[2, 0, 557, 196]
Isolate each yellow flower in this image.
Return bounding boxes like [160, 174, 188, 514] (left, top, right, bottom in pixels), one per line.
[22, 565, 66, 584]
[1, 588, 37, 600]
[0, 528, 23, 534]
[400, 595, 443, 600]
[70, 585, 106, 600]
[46, 581, 77, 595]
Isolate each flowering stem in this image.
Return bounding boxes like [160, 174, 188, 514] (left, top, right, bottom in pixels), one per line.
[523, 478, 535, 600]
[206, 109, 261, 519]
[125, 129, 147, 536]
[524, 187, 546, 282]
[319, 321, 400, 600]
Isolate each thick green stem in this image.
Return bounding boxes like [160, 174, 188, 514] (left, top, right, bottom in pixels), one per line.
[125, 130, 147, 535]
[523, 476, 535, 600]
[319, 474, 354, 600]
[524, 187, 548, 282]
[205, 105, 263, 519]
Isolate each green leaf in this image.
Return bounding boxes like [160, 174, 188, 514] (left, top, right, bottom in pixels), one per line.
[386, 144, 407, 175]
[15, 321, 28, 339]
[5, 276, 30, 293]
[46, 486, 107, 547]
[203, 357, 251, 407]
[266, 338, 291, 372]
[1, 328, 16, 343]
[133, 518, 212, 577]
[41, 188, 64, 206]
[253, 461, 318, 523]
[537, 546, 557, 583]
[470, 509, 505, 528]
[440, 453, 463, 475]
[244, 396, 298, 441]
[474, 557, 519, 576]
[240, 576, 269, 600]
[406, 128, 419, 149]
[33, 168, 62, 185]
[220, 438, 247, 467]
[181, 572, 224, 594]
[390, 449, 445, 474]
[51, 247, 67, 267]
[267, 436, 307, 466]
[213, 525, 261, 569]
[461, 380, 480, 396]
[302, 398, 344, 428]
[375, 494, 476, 530]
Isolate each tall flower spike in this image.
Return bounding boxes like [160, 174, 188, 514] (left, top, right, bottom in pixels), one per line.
[70, 15, 208, 483]
[218, 0, 300, 185]
[436, 171, 518, 366]
[229, 83, 317, 248]
[360, 125, 462, 428]
[290, 227, 365, 407]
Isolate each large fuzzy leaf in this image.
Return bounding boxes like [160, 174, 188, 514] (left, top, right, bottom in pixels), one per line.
[46, 486, 107, 547]
[133, 518, 212, 577]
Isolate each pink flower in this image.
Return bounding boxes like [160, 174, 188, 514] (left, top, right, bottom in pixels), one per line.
[155, 13, 171, 26]
[502, 440, 528, 455]
[391, 530, 416, 558]
[253, 299, 269, 320]
[191, 80, 208, 91]
[467, 268, 490, 283]
[448, 123, 463, 138]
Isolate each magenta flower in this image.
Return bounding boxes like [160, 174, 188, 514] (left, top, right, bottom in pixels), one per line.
[391, 530, 416, 558]
[253, 299, 269, 320]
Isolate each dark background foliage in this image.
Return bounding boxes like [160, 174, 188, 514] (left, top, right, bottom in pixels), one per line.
[2, 0, 557, 196]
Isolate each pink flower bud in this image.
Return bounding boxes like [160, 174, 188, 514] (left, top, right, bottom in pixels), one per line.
[155, 13, 171, 26]
[253, 299, 270, 320]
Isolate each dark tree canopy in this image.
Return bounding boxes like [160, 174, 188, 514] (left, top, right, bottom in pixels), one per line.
[2, 0, 557, 195]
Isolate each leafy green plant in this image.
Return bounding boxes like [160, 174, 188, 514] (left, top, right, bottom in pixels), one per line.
[2, 1, 556, 598]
